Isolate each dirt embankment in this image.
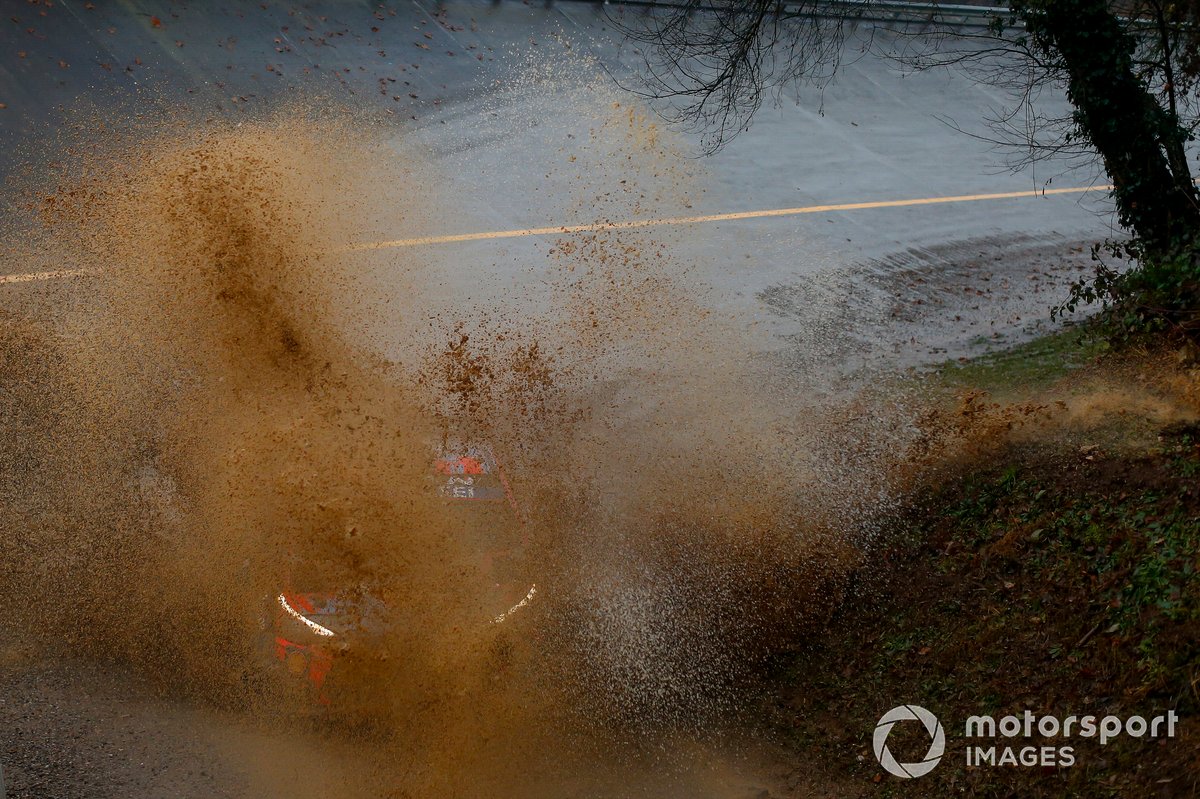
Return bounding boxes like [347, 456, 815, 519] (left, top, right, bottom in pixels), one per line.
[767, 345, 1200, 798]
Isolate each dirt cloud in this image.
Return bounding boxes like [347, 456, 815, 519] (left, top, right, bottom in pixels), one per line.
[0, 87, 889, 796]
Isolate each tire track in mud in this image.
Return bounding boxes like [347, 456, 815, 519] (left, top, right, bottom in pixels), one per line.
[759, 232, 1102, 383]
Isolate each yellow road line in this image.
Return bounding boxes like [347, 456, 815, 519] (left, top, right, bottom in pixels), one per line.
[0, 267, 97, 285]
[347, 184, 1112, 250]
[0, 184, 1112, 283]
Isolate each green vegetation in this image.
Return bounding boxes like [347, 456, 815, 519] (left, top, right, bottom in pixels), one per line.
[771, 363, 1199, 796]
[937, 328, 1107, 395]
[1057, 239, 1200, 341]
[772, 431, 1195, 791]
[939, 433, 1200, 696]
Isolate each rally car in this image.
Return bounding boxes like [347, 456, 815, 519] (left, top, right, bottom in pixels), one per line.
[262, 442, 537, 710]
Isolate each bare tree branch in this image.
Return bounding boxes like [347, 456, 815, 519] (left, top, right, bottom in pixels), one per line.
[610, 1, 873, 152]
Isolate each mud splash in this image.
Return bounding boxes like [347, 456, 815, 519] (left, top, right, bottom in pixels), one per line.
[0, 88, 893, 796]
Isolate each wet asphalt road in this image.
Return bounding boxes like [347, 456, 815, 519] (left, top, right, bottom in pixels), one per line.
[0, 0, 1123, 368]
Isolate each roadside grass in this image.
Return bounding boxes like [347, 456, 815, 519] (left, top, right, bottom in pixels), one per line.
[935, 326, 1108, 396]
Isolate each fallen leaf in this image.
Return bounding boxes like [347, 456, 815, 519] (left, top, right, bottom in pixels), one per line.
[150, 15, 162, 28]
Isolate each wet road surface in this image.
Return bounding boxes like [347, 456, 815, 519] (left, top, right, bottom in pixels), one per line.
[0, 1, 1113, 366]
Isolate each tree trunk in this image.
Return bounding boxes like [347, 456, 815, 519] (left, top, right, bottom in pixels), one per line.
[1018, 0, 1200, 257]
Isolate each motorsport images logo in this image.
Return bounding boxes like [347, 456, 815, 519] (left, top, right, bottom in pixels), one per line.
[873, 705, 946, 778]
[872, 704, 1181, 777]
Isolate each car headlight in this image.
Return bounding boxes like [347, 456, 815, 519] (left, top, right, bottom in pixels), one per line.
[278, 593, 337, 637]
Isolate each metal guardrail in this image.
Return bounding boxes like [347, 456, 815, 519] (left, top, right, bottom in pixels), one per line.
[810, 1, 1010, 25]
[560, 0, 1012, 27]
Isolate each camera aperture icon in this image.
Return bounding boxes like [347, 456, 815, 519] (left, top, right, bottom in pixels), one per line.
[873, 704, 945, 778]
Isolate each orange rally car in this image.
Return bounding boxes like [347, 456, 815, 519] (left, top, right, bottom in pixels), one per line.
[262, 442, 536, 708]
